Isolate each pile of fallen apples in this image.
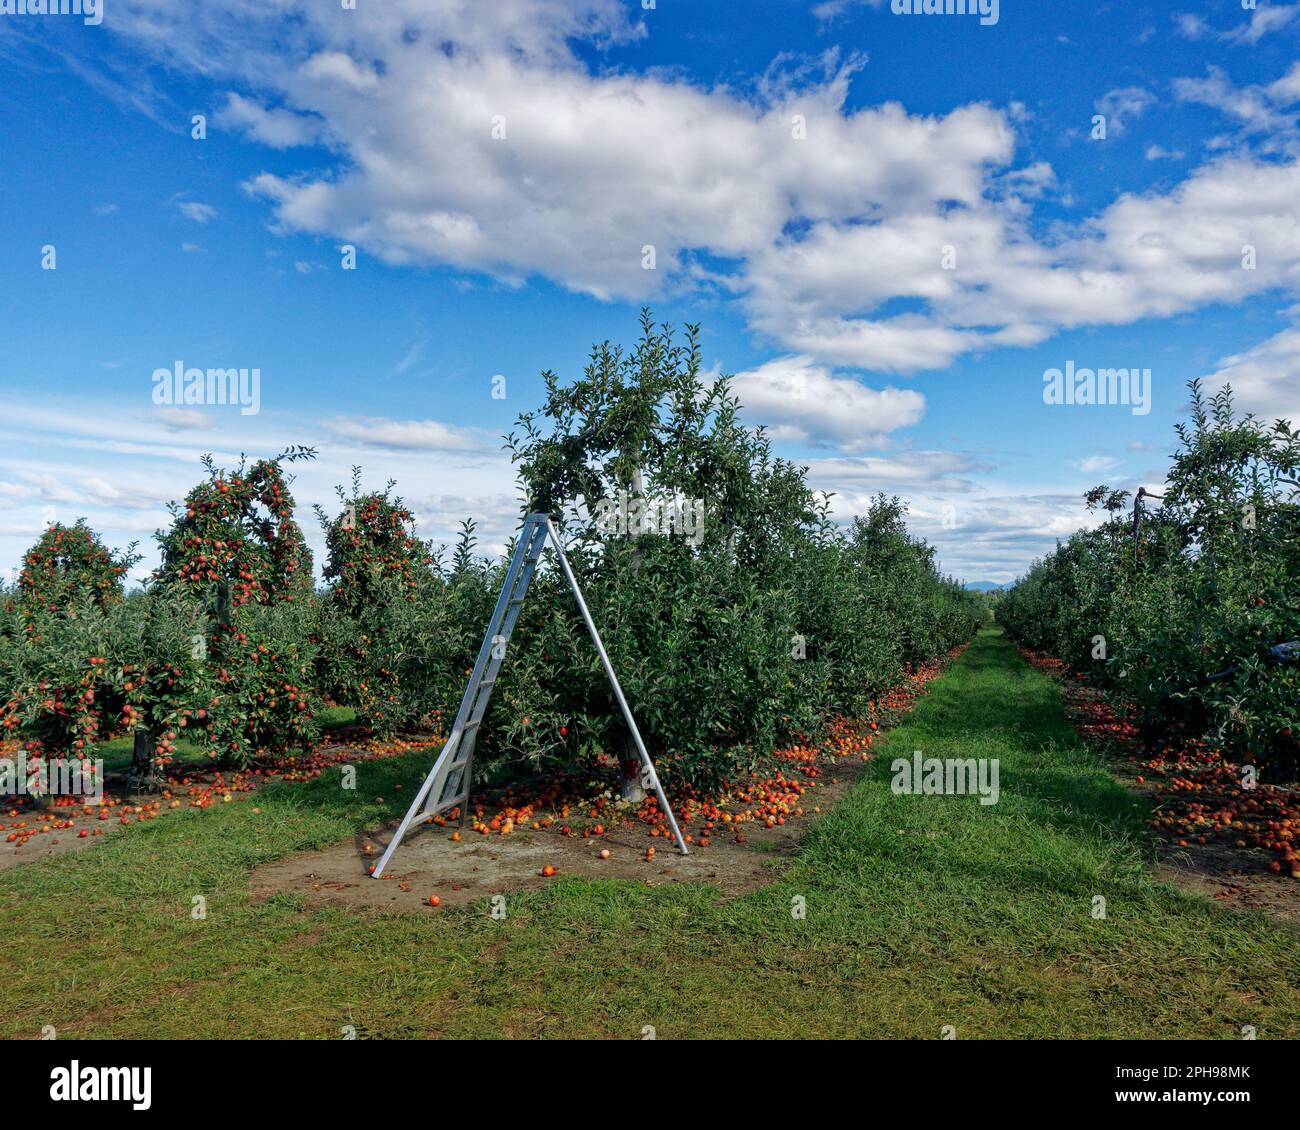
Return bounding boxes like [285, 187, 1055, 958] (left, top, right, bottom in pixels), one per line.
[1019, 646, 1299, 878]
[1145, 752, 1300, 877]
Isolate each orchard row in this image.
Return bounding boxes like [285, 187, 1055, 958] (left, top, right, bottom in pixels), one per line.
[998, 381, 1299, 777]
[1, 317, 983, 795]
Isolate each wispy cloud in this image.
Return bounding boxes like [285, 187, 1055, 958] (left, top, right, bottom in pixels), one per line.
[325, 416, 494, 453]
[176, 200, 217, 224]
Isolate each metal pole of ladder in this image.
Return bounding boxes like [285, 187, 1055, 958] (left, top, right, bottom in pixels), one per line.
[449, 519, 549, 829]
[543, 517, 690, 855]
[370, 521, 542, 879]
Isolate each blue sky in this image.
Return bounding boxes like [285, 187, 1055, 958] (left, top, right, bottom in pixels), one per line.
[1, 0, 1298, 585]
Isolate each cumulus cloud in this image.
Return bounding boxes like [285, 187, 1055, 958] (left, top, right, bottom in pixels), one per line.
[1200, 326, 1300, 427]
[216, 92, 325, 148]
[729, 356, 925, 449]
[76, 3, 1300, 377]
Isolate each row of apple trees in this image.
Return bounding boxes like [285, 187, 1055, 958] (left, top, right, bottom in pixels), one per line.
[998, 381, 1300, 776]
[0, 315, 982, 792]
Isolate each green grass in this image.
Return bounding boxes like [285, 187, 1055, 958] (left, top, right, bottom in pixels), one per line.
[2, 629, 1296, 1039]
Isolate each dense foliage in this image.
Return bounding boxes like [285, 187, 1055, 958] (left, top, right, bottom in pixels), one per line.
[1, 451, 322, 772]
[18, 520, 136, 613]
[486, 313, 980, 790]
[999, 382, 1299, 776]
[314, 475, 477, 739]
[1, 316, 980, 793]
[156, 451, 315, 605]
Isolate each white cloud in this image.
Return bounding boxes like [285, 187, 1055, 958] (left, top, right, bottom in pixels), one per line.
[216, 92, 324, 148]
[1172, 64, 1300, 135]
[1200, 325, 1300, 427]
[1095, 87, 1156, 136]
[176, 200, 217, 224]
[1145, 144, 1185, 161]
[1173, 13, 1211, 40]
[1173, 5, 1300, 46]
[154, 407, 218, 431]
[729, 356, 925, 450]
[1223, 2, 1300, 46]
[812, 0, 884, 25]
[300, 50, 382, 93]
[326, 416, 493, 452]
[390, 338, 427, 377]
[805, 449, 987, 494]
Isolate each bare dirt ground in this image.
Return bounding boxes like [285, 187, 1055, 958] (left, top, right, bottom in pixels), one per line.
[1019, 647, 1300, 927]
[1153, 849, 1300, 924]
[0, 804, 121, 871]
[250, 756, 872, 913]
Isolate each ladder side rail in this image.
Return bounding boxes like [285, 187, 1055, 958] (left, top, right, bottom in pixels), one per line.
[374, 521, 544, 876]
[448, 531, 533, 734]
[437, 520, 551, 816]
[543, 519, 690, 855]
[476, 520, 549, 703]
[370, 730, 462, 878]
[416, 526, 536, 819]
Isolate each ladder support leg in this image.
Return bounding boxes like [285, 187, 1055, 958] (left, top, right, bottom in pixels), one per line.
[544, 519, 690, 855]
[370, 736, 453, 879]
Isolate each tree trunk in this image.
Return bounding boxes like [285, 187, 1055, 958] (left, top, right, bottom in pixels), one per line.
[127, 727, 160, 796]
[215, 581, 231, 630]
[619, 732, 646, 803]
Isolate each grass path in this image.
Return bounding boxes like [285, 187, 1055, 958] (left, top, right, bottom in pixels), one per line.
[2, 627, 1296, 1039]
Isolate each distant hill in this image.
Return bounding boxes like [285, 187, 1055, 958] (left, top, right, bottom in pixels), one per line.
[963, 581, 1012, 592]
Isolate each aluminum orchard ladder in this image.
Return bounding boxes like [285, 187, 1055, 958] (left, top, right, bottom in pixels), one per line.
[370, 512, 688, 878]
